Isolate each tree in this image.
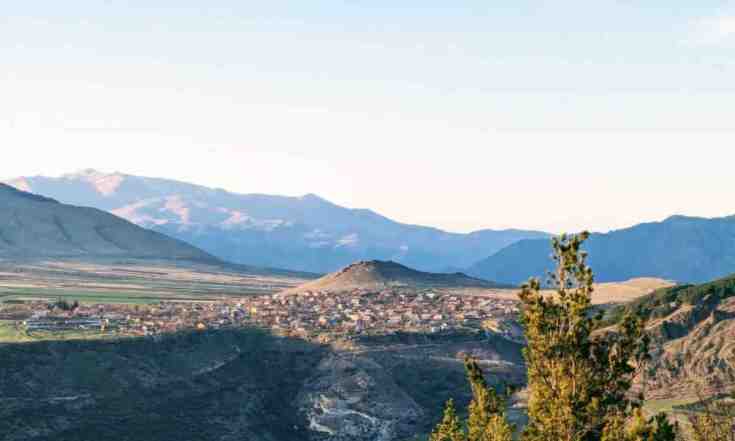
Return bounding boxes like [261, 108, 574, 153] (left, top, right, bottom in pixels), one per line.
[429, 233, 678, 441]
[465, 358, 514, 441]
[689, 410, 735, 441]
[479, 414, 514, 441]
[428, 358, 514, 441]
[687, 387, 735, 441]
[430, 399, 466, 441]
[518, 233, 677, 441]
[602, 408, 679, 441]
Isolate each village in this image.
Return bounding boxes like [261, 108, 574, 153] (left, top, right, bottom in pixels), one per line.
[247, 288, 522, 341]
[0, 288, 523, 343]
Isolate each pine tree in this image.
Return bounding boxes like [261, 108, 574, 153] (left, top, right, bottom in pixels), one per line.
[428, 359, 515, 441]
[519, 233, 677, 441]
[430, 399, 466, 441]
[428, 233, 678, 441]
[603, 409, 679, 441]
[466, 357, 504, 441]
[687, 389, 735, 441]
[479, 415, 513, 441]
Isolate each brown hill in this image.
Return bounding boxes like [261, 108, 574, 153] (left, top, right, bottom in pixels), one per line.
[0, 184, 214, 262]
[284, 260, 506, 294]
[606, 275, 735, 399]
[590, 278, 675, 305]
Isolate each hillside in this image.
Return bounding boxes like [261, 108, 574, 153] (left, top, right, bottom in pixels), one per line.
[0, 329, 324, 441]
[0, 184, 214, 262]
[469, 215, 735, 284]
[587, 278, 675, 306]
[284, 260, 506, 294]
[605, 274, 735, 399]
[5, 170, 549, 273]
[0, 328, 525, 441]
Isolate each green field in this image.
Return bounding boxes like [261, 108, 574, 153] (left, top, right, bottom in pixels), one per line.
[0, 320, 29, 342]
[0, 259, 311, 308]
[0, 287, 210, 305]
[0, 320, 116, 343]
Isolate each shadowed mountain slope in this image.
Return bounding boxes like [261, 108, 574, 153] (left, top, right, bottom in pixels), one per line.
[469, 215, 735, 285]
[6, 170, 549, 273]
[0, 328, 524, 441]
[0, 183, 214, 262]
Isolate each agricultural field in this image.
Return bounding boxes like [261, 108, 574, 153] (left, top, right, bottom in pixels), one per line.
[0, 258, 313, 305]
[0, 258, 314, 343]
[0, 320, 29, 342]
[0, 319, 116, 343]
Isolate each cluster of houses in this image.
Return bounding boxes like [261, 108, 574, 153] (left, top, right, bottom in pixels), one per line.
[1, 289, 522, 341]
[238, 288, 520, 339]
[2, 301, 238, 337]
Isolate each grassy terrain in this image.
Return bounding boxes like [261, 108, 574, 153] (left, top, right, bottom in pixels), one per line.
[0, 320, 117, 343]
[456, 278, 672, 307]
[0, 258, 311, 306]
[644, 398, 700, 415]
[643, 397, 703, 435]
[604, 274, 735, 324]
[1, 288, 170, 305]
[0, 320, 29, 342]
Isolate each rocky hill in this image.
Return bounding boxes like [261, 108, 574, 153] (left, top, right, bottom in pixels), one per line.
[0, 328, 525, 441]
[605, 274, 735, 399]
[469, 215, 735, 284]
[285, 260, 507, 294]
[0, 183, 214, 262]
[5, 170, 549, 273]
[0, 329, 323, 441]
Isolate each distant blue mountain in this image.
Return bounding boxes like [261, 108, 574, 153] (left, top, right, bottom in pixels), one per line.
[6, 170, 549, 273]
[468, 215, 735, 285]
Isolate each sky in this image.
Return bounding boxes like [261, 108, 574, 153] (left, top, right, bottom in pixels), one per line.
[1, 1, 734, 234]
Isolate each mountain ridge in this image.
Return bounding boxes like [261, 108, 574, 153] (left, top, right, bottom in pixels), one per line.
[5, 170, 550, 273]
[468, 214, 735, 284]
[0, 183, 216, 262]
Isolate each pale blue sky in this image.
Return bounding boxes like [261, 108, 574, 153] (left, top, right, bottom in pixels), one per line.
[1, 1, 734, 233]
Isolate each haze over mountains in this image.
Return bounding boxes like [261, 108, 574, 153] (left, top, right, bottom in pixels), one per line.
[7, 170, 735, 285]
[469, 215, 735, 285]
[0, 183, 214, 262]
[6, 170, 549, 273]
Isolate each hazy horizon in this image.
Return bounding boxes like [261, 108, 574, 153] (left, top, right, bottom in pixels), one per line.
[4, 163, 733, 236]
[2, 1, 734, 233]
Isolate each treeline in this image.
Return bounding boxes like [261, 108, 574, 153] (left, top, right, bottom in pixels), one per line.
[49, 297, 80, 312]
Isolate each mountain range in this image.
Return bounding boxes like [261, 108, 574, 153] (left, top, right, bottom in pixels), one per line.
[6, 170, 735, 285]
[5, 170, 549, 273]
[468, 215, 735, 284]
[0, 183, 214, 262]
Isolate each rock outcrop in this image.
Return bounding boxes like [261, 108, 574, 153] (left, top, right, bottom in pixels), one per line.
[298, 354, 424, 441]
